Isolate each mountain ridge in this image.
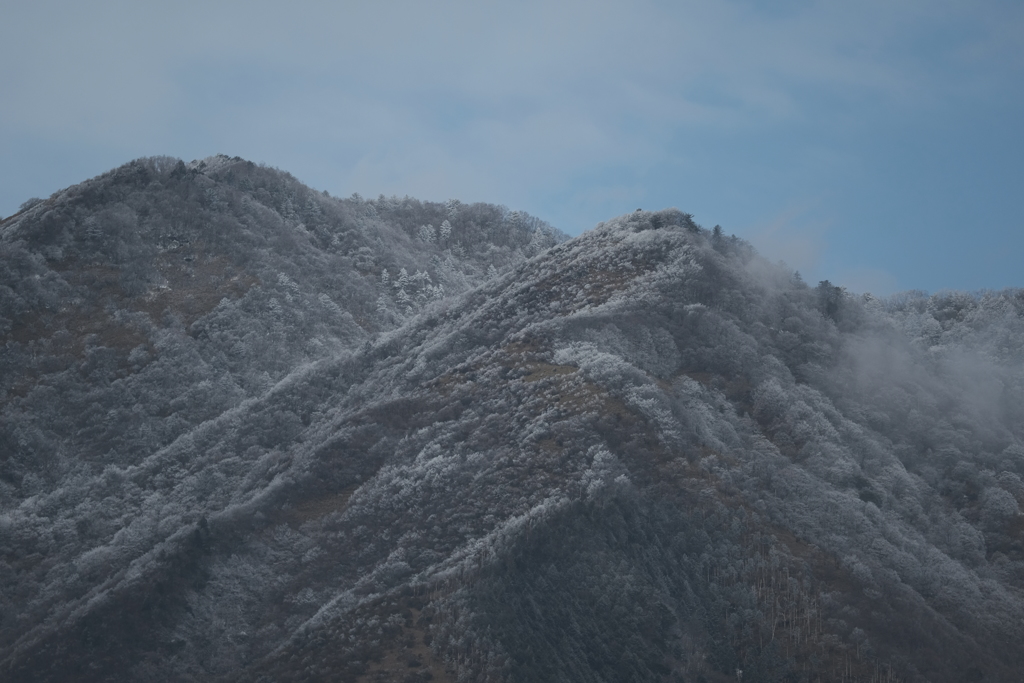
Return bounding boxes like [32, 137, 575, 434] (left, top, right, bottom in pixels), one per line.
[2, 157, 1023, 682]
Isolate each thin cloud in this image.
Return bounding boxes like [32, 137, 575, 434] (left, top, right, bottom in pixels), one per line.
[739, 204, 828, 277]
[6, 0, 1016, 140]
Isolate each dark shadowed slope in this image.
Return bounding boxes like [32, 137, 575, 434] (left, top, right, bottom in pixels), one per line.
[2, 167, 1024, 682]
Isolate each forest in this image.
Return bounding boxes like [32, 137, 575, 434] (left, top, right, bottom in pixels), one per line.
[1, 156, 1022, 682]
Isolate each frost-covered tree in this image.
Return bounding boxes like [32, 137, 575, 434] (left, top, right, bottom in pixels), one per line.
[396, 267, 410, 289]
[445, 198, 460, 220]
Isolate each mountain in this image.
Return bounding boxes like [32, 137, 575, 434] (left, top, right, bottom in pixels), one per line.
[2, 158, 1023, 683]
[1, 154, 562, 489]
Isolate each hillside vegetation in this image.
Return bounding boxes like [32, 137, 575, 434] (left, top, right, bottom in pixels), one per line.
[1, 158, 1022, 682]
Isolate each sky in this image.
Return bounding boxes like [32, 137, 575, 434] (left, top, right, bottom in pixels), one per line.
[2, 0, 1022, 295]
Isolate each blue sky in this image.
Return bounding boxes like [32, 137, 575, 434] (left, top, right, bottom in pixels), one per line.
[2, 0, 1022, 295]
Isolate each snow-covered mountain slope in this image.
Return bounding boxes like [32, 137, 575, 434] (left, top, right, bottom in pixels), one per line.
[0, 154, 562, 492]
[2, 166, 1023, 682]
